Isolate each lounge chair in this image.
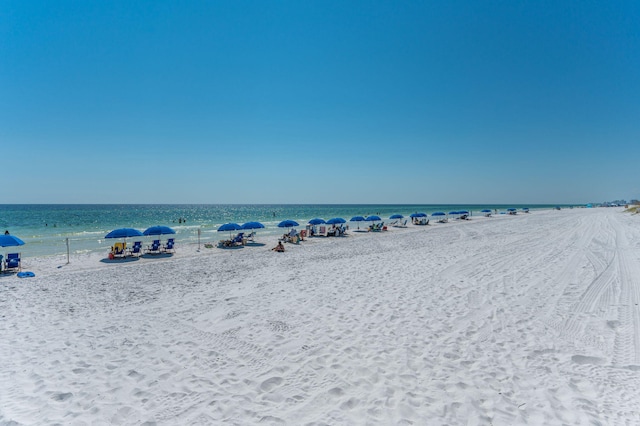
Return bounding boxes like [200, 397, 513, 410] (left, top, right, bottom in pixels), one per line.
[163, 238, 175, 253]
[218, 233, 245, 248]
[369, 222, 384, 232]
[146, 240, 161, 254]
[128, 241, 143, 257]
[112, 242, 127, 259]
[232, 233, 245, 246]
[5, 253, 21, 272]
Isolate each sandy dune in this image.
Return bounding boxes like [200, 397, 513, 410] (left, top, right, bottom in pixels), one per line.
[2, 208, 640, 425]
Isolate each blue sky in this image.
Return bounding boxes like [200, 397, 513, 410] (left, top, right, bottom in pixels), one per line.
[2, 1, 639, 204]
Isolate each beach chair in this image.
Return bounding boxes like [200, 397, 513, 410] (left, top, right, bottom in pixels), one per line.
[369, 223, 383, 232]
[163, 238, 175, 253]
[233, 233, 245, 246]
[5, 253, 21, 272]
[110, 243, 127, 259]
[394, 219, 408, 228]
[146, 240, 161, 254]
[129, 241, 143, 257]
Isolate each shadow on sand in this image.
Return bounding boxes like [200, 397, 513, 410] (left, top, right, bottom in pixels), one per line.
[141, 253, 174, 259]
[100, 257, 141, 264]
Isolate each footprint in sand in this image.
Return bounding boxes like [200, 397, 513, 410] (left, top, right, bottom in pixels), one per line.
[51, 391, 73, 402]
[259, 376, 283, 392]
[571, 355, 606, 365]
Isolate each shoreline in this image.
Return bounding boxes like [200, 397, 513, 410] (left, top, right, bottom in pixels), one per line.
[1, 204, 568, 258]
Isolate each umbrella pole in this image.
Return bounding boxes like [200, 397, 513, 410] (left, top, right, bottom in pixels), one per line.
[197, 228, 201, 251]
[66, 238, 70, 264]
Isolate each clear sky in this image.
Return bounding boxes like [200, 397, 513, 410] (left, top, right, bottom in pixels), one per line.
[2, 1, 639, 204]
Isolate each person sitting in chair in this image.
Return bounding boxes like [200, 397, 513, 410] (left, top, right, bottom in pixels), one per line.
[272, 241, 285, 252]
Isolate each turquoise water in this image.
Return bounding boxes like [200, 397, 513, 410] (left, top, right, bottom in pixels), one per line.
[0, 204, 564, 257]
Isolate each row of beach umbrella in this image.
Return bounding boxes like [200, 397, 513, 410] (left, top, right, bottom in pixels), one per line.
[104, 225, 177, 240]
[106, 207, 532, 242]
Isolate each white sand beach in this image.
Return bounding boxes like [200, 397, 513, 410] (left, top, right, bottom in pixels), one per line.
[2, 208, 640, 425]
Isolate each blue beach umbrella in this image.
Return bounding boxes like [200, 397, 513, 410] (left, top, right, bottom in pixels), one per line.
[308, 218, 326, 225]
[104, 228, 143, 253]
[410, 212, 426, 218]
[389, 214, 404, 219]
[432, 212, 446, 217]
[218, 223, 243, 232]
[240, 221, 265, 241]
[143, 225, 176, 236]
[105, 228, 144, 239]
[326, 217, 346, 225]
[350, 216, 366, 230]
[241, 221, 265, 230]
[218, 222, 244, 241]
[481, 209, 492, 213]
[0, 235, 25, 247]
[365, 215, 381, 222]
[277, 220, 299, 228]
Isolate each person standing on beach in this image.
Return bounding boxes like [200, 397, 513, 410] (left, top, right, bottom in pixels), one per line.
[4, 230, 8, 235]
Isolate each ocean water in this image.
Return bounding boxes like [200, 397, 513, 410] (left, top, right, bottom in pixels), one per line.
[0, 204, 564, 257]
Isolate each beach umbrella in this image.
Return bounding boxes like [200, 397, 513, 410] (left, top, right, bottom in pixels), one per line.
[105, 228, 144, 239]
[241, 221, 265, 230]
[350, 216, 366, 230]
[481, 209, 492, 213]
[308, 218, 326, 225]
[432, 212, 446, 217]
[365, 215, 381, 222]
[143, 225, 176, 236]
[389, 214, 404, 219]
[218, 223, 243, 232]
[240, 221, 265, 242]
[409, 212, 426, 218]
[218, 222, 244, 241]
[104, 228, 143, 254]
[277, 220, 299, 228]
[0, 235, 25, 247]
[326, 217, 346, 225]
